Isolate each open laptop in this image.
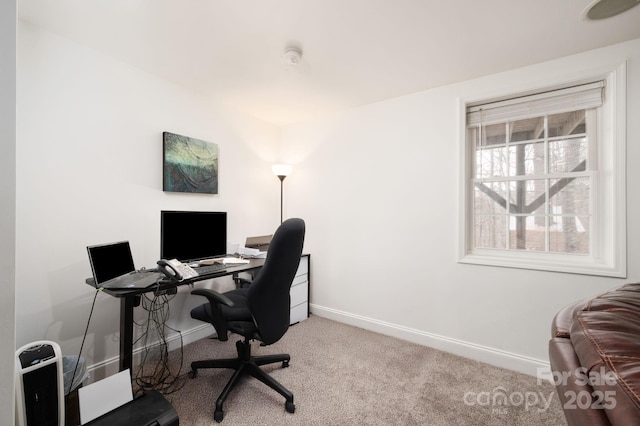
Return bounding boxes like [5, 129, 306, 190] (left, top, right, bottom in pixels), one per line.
[87, 241, 163, 289]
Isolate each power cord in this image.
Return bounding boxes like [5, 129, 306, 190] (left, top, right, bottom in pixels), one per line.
[68, 282, 187, 397]
[132, 288, 186, 395]
[67, 287, 101, 396]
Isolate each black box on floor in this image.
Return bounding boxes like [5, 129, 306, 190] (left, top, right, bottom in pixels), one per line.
[85, 390, 178, 426]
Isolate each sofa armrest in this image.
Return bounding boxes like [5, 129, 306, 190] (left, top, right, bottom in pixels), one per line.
[551, 299, 589, 338]
[549, 337, 610, 426]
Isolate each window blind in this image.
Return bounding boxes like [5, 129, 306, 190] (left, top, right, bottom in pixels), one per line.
[467, 81, 605, 126]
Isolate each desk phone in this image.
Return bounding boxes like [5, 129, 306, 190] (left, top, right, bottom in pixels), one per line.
[157, 259, 199, 281]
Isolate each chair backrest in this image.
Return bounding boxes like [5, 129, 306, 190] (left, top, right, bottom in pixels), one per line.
[247, 218, 305, 345]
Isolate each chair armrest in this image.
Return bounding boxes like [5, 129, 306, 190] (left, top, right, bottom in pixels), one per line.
[191, 288, 235, 307]
[190, 288, 234, 341]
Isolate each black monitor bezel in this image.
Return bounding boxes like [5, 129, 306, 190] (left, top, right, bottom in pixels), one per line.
[160, 210, 227, 262]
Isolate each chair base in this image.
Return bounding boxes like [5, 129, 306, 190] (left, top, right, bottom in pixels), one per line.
[189, 339, 295, 422]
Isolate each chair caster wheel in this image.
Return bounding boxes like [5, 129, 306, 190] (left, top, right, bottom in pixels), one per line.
[214, 410, 224, 422]
[285, 401, 295, 413]
[188, 370, 197, 379]
[282, 360, 289, 368]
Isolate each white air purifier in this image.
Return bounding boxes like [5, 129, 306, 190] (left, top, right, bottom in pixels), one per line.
[15, 341, 64, 426]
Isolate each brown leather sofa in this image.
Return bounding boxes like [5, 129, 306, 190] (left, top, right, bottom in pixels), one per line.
[549, 282, 640, 425]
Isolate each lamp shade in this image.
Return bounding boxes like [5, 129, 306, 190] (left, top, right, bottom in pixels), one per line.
[272, 164, 293, 177]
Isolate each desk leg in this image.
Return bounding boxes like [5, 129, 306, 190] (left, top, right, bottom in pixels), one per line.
[119, 295, 137, 373]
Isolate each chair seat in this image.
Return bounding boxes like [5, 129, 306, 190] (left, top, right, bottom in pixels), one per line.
[227, 320, 260, 338]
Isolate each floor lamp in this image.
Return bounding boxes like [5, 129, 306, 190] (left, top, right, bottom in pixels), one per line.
[272, 164, 292, 224]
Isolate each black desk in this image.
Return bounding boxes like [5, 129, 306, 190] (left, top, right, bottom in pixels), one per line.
[86, 259, 265, 373]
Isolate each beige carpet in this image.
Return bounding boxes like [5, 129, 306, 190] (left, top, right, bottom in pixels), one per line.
[147, 315, 566, 425]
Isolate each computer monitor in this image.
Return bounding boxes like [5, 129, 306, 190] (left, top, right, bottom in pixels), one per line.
[160, 211, 227, 262]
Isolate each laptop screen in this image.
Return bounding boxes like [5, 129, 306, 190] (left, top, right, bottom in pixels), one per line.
[87, 241, 136, 285]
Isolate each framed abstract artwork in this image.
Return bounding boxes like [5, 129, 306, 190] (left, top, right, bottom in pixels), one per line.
[163, 132, 219, 194]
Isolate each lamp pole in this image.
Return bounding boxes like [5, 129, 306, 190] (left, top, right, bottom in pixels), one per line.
[272, 164, 293, 224]
[278, 174, 286, 224]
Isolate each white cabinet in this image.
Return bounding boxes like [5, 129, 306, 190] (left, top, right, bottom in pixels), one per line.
[290, 254, 309, 324]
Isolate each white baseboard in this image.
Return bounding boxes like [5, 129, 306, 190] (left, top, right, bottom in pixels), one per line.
[310, 303, 550, 378]
[86, 305, 551, 383]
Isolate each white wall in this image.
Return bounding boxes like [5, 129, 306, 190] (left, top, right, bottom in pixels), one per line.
[1, 0, 16, 421]
[281, 38, 640, 375]
[15, 17, 640, 381]
[16, 22, 283, 376]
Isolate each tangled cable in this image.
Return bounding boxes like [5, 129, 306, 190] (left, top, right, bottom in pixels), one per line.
[132, 290, 187, 395]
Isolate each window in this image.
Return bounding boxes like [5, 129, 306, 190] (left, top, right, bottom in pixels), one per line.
[459, 68, 626, 277]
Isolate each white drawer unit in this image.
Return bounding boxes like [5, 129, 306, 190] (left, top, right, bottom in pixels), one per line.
[290, 254, 310, 324]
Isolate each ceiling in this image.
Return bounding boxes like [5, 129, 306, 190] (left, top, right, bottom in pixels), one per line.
[17, 0, 640, 126]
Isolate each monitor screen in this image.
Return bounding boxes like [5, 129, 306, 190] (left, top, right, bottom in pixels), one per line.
[160, 211, 227, 261]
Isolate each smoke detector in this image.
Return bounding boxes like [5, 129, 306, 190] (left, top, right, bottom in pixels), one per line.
[283, 47, 303, 65]
[582, 0, 640, 20]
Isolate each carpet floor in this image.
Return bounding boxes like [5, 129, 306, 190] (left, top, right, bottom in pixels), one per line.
[144, 315, 566, 425]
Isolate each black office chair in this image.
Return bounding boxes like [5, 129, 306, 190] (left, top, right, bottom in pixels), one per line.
[188, 218, 305, 422]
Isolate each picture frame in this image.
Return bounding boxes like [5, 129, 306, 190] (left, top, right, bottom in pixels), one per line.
[163, 132, 219, 194]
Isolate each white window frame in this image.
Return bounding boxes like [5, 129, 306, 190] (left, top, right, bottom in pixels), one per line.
[458, 63, 626, 277]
